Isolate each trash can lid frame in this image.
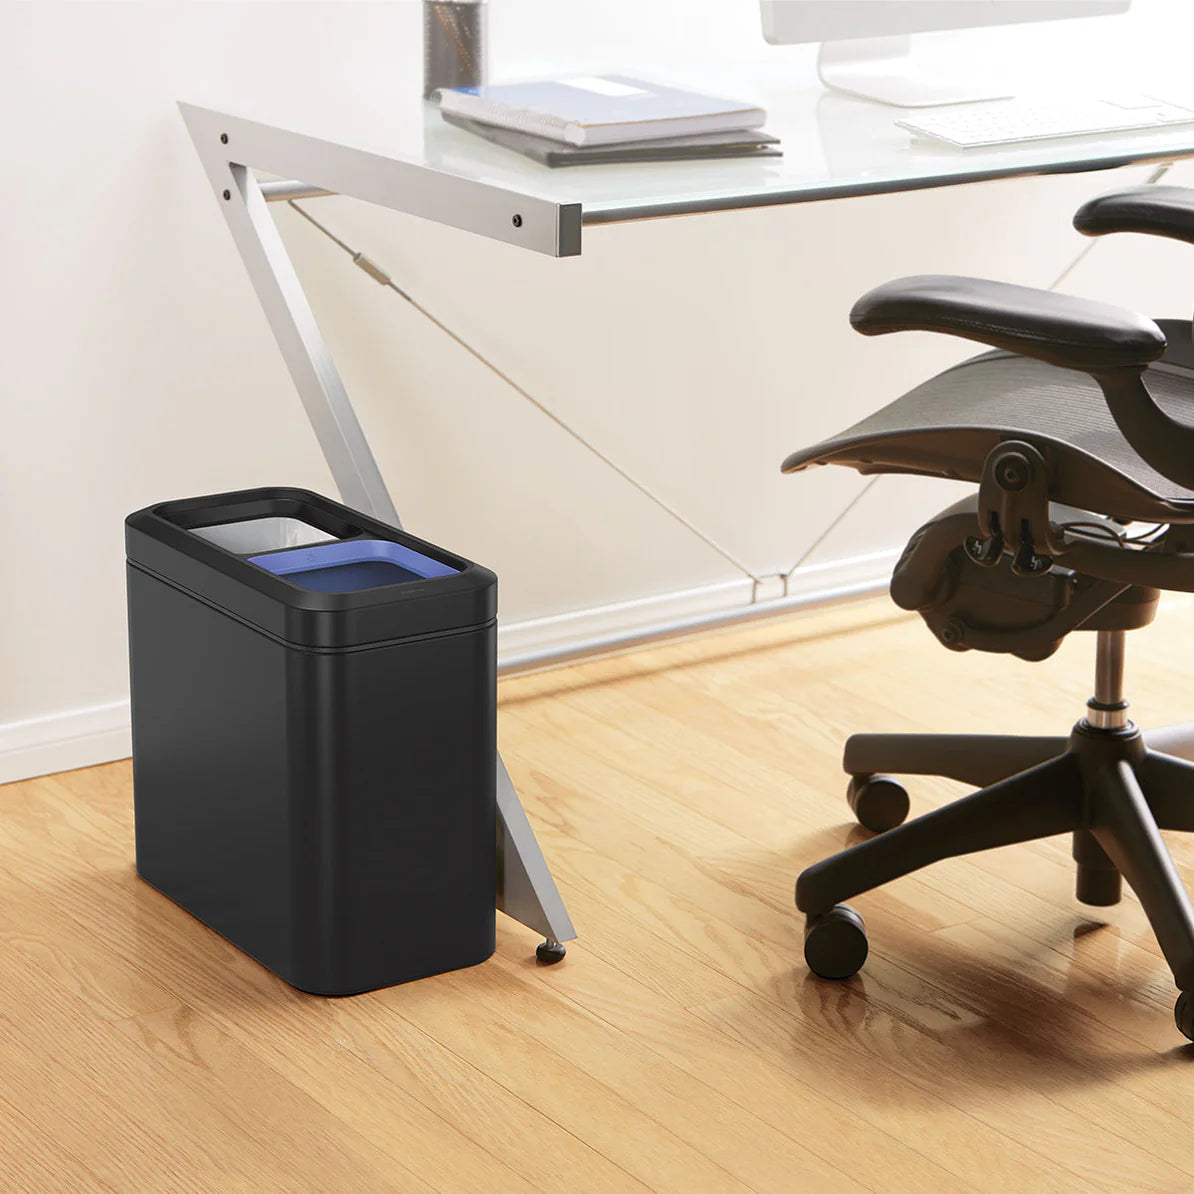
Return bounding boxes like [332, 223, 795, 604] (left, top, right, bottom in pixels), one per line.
[126, 487, 497, 650]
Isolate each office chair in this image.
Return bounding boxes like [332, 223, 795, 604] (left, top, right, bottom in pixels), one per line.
[783, 185, 1194, 1041]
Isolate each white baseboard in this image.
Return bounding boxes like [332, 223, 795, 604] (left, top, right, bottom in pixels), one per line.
[0, 549, 897, 786]
[0, 699, 132, 787]
[496, 576, 753, 658]
[496, 548, 898, 667]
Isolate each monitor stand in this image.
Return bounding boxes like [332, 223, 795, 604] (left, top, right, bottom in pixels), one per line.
[818, 37, 1013, 108]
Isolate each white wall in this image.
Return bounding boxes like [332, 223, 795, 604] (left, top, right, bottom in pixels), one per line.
[2, 0, 1192, 781]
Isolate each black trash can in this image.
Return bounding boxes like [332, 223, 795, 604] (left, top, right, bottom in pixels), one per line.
[125, 486, 497, 995]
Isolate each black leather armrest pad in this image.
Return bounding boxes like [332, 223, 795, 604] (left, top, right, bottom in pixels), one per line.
[1074, 185, 1194, 246]
[850, 275, 1165, 373]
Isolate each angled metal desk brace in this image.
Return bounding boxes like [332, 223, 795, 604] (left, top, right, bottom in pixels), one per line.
[180, 103, 577, 960]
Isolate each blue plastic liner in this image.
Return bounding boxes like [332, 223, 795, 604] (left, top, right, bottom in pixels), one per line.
[249, 538, 460, 593]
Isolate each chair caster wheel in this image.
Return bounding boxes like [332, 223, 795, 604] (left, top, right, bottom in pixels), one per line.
[804, 904, 868, 980]
[536, 939, 567, 965]
[847, 774, 909, 833]
[1176, 991, 1194, 1042]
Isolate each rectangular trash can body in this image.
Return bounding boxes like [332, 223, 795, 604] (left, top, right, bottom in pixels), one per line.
[126, 487, 497, 995]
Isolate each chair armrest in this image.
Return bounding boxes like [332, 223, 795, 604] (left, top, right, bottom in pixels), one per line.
[1074, 185, 1194, 246]
[850, 275, 1166, 374]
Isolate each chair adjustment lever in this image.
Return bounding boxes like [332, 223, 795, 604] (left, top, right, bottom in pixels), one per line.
[965, 514, 1004, 567]
[976, 441, 1059, 574]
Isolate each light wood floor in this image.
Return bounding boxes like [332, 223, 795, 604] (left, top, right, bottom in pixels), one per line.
[5, 597, 1194, 1193]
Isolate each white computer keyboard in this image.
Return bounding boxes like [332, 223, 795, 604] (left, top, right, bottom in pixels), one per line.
[896, 94, 1194, 150]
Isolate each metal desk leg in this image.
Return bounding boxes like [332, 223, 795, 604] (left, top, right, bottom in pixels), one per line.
[498, 756, 575, 959]
[183, 123, 575, 958]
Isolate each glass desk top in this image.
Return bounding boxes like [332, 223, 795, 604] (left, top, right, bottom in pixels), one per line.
[190, 1, 1194, 252]
[416, 64, 1194, 226]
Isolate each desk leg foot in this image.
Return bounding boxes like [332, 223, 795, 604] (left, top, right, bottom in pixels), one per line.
[536, 937, 567, 965]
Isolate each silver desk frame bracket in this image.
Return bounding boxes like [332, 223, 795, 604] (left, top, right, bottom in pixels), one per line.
[180, 103, 579, 958]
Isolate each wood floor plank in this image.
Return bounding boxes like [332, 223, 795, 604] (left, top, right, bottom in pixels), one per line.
[482, 931, 981, 1194]
[689, 981, 1183, 1193]
[388, 957, 861, 1194]
[0, 1095, 119, 1194]
[0, 945, 337, 1193]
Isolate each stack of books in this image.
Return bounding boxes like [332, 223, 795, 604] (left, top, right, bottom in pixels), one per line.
[433, 74, 781, 167]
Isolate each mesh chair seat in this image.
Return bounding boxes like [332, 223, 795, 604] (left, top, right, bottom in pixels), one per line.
[783, 322, 1194, 523]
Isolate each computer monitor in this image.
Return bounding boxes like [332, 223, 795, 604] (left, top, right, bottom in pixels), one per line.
[760, 1, 1131, 108]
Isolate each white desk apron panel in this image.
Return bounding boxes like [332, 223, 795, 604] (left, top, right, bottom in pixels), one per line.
[179, 85, 1194, 954]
